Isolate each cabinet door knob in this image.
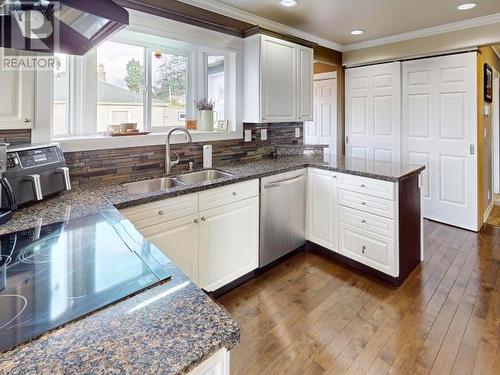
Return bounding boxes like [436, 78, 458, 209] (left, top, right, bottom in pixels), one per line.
[332, 175, 337, 179]
[362, 246, 367, 254]
[158, 210, 165, 216]
[194, 218, 200, 224]
[361, 202, 366, 206]
[232, 192, 238, 196]
[24, 118, 32, 123]
[201, 216, 207, 221]
[361, 219, 366, 224]
[360, 184, 366, 188]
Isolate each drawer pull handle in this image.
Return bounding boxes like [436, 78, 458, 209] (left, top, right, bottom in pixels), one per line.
[362, 246, 367, 254]
[201, 216, 207, 221]
[194, 219, 200, 224]
[232, 192, 238, 196]
[158, 210, 165, 216]
[361, 219, 366, 224]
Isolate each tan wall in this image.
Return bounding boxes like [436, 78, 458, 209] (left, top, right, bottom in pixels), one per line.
[477, 47, 500, 226]
[343, 22, 500, 66]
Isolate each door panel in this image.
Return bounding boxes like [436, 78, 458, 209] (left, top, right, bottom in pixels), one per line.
[305, 77, 338, 153]
[198, 197, 259, 292]
[402, 52, 478, 230]
[140, 215, 199, 284]
[345, 62, 401, 163]
[261, 35, 296, 122]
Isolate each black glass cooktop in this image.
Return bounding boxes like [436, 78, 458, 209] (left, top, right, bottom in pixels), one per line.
[0, 212, 171, 353]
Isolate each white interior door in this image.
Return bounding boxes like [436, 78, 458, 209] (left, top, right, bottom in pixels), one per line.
[345, 62, 401, 163]
[402, 52, 478, 231]
[305, 74, 338, 153]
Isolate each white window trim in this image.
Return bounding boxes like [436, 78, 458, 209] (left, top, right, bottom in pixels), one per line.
[33, 9, 244, 152]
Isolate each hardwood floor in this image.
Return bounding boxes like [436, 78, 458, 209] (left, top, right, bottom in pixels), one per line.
[217, 220, 500, 375]
[486, 204, 500, 227]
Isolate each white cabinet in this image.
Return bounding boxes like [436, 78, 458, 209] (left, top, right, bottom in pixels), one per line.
[189, 349, 230, 375]
[261, 35, 297, 122]
[306, 168, 338, 250]
[140, 215, 199, 285]
[0, 49, 35, 129]
[121, 180, 260, 292]
[243, 34, 313, 123]
[198, 197, 259, 291]
[297, 45, 313, 121]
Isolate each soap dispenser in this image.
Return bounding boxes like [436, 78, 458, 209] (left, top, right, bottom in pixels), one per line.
[203, 145, 212, 169]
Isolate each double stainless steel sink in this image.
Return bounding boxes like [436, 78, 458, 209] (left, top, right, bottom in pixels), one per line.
[123, 169, 233, 194]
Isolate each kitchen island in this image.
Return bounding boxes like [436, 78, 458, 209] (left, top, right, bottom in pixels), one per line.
[0, 154, 424, 374]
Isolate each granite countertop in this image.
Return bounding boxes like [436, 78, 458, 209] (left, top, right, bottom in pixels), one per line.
[0, 210, 239, 375]
[0, 153, 424, 374]
[0, 154, 425, 235]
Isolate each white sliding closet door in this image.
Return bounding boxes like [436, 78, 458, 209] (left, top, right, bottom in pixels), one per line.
[345, 62, 401, 163]
[402, 52, 478, 231]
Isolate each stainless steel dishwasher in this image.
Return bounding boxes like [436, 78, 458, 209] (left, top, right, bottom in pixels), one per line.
[260, 169, 306, 267]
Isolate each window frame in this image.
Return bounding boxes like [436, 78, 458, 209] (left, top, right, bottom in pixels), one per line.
[36, 9, 245, 152]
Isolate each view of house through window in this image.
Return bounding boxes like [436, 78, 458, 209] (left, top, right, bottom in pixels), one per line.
[96, 41, 145, 132]
[151, 51, 188, 128]
[50, 30, 234, 138]
[207, 55, 225, 121]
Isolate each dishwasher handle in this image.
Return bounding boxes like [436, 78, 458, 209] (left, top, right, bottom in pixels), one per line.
[264, 175, 304, 189]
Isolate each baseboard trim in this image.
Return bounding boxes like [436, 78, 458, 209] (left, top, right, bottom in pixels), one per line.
[484, 200, 495, 224]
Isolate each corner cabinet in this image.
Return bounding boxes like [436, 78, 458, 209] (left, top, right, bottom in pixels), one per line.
[243, 34, 313, 123]
[306, 168, 423, 286]
[0, 49, 35, 129]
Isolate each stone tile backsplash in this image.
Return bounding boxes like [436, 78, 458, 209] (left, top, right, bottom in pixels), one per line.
[64, 123, 303, 185]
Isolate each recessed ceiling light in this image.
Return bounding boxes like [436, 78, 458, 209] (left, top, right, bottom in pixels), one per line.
[350, 29, 365, 35]
[280, 0, 298, 7]
[457, 2, 478, 10]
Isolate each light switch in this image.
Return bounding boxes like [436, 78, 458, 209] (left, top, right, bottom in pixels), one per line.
[295, 127, 301, 138]
[261, 128, 268, 141]
[245, 129, 252, 142]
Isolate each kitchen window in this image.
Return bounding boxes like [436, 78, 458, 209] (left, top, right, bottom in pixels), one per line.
[50, 30, 234, 139]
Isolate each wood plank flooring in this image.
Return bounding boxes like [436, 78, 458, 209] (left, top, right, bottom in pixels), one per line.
[217, 220, 500, 375]
[486, 205, 500, 227]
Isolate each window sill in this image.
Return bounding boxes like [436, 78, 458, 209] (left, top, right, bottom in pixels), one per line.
[54, 130, 242, 153]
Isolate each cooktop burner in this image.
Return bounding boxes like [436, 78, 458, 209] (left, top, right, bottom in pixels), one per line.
[0, 212, 171, 353]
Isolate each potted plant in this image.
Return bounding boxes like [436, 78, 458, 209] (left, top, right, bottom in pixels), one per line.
[195, 98, 215, 131]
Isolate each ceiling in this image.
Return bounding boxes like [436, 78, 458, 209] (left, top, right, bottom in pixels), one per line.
[213, 0, 500, 45]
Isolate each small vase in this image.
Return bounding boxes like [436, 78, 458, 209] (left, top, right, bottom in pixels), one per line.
[199, 110, 214, 131]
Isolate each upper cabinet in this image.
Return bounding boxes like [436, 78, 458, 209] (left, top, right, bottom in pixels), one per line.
[243, 34, 313, 123]
[0, 49, 35, 130]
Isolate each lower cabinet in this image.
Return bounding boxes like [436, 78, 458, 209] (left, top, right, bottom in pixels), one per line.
[198, 197, 259, 291]
[121, 180, 260, 292]
[189, 348, 230, 375]
[140, 214, 200, 285]
[306, 168, 338, 250]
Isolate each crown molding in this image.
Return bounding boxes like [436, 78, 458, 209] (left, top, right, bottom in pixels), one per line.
[176, 0, 345, 51]
[343, 12, 500, 51]
[150, 1, 500, 54]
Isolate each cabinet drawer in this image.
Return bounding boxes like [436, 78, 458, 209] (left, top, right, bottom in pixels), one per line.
[120, 194, 198, 229]
[338, 189, 395, 219]
[338, 174, 395, 200]
[338, 206, 395, 239]
[199, 179, 259, 211]
[339, 223, 396, 276]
